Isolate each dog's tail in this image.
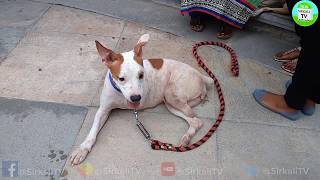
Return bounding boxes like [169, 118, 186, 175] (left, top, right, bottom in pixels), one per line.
[201, 74, 214, 86]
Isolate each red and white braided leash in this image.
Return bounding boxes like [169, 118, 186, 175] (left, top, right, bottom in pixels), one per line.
[150, 41, 239, 152]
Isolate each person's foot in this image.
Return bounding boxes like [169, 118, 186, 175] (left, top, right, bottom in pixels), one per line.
[217, 24, 233, 39]
[303, 99, 316, 115]
[274, 47, 300, 62]
[285, 80, 316, 116]
[253, 89, 303, 120]
[258, 91, 297, 112]
[190, 16, 205, 32]
[281, 60, 297, 75]
[306, 99, 316, 108]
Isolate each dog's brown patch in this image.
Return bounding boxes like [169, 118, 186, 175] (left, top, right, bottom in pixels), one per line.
[148, 59, 163, 69]
[109, 53, 124, 79]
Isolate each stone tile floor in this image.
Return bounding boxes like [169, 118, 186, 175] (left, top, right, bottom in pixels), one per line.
[0, 1, 318, 180]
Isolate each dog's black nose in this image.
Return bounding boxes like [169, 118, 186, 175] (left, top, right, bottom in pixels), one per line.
[130, 95, 141, 102]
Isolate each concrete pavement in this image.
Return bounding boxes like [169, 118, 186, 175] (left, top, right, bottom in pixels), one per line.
[0, 0, 319, 180]
[0, 97, 87, 180]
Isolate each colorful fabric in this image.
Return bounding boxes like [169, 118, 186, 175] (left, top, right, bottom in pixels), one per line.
[181, 0, 260, 29]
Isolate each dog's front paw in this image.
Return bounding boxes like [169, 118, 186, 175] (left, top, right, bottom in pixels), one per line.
[192, 117, 203, 130]
[69, 147, 89, 166]
[179, 134, 191, 147]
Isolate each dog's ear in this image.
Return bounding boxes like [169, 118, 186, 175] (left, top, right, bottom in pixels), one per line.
[134, 43, 144, 58]
[137, 34, 150, 45]
[95, 40, 114, 66]
[134, 34, 149, 57]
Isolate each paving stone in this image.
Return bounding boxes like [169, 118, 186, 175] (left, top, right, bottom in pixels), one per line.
[217, 121, 320, 180]
[0, 97, 87, 180]
[0, 0, 49, 61]
[33, 6, 125, 37]
[0, 7, 121, 106]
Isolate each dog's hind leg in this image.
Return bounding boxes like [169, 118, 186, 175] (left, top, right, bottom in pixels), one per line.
[164, 102, 203, 147]
[188, 85, 207, 107]
[188, 97, 202, 107]
[70, 105, 112, 165]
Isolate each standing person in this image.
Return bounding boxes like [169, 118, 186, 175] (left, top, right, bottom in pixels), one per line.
[253, 0, 319, 120]
[181, 0, 261, 39]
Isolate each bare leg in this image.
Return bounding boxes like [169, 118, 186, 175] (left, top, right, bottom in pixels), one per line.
[269, 7, 289, 14]
[189, 12, 205, 32]
[165, 102, 203, 146]
[217, 22, 233, 39]
[261, 0, 281, 6]
[70, 105, 112, 165]
[254, 4, 289, 16]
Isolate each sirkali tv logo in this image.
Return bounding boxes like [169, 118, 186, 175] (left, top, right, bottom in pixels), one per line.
[292, 0, 318, 26]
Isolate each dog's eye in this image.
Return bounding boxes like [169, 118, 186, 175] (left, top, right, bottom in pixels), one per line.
[138, 73, 144, 79]
[119, 77, 125, 81]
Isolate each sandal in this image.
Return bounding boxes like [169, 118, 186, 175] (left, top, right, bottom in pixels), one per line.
[274, 47, 301, 62]
[281, 60, 297, 75]
[217, 24, 233, 39]
[190, 16, 205, 32]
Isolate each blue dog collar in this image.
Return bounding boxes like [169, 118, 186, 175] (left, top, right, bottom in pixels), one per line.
[108, 72, 122, 93]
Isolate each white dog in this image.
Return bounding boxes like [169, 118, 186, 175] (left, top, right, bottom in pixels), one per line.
[70, 34, 213, 165]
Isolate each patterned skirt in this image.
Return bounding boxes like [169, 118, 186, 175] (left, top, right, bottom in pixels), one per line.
[181, 0, 260, 29]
